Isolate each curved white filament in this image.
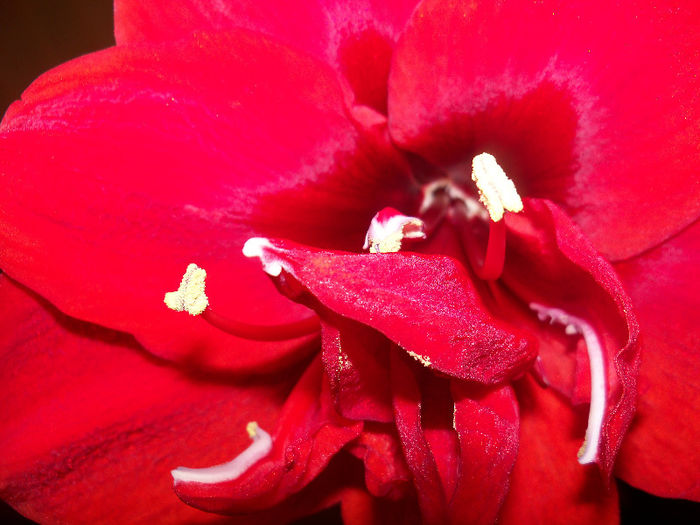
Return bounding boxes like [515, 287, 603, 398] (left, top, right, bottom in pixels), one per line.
[171, 423, 272, 484]
[530, 303, 606, 465]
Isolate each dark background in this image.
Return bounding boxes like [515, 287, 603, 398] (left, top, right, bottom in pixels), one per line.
[0, 1, 698, 524]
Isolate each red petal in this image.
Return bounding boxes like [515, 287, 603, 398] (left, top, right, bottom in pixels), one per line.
[172, 357, 362, 514]
[321, 312, 394, 423]
[390, 349, 447, 525]
[0, 274, 296, 524]
[614, 219, 700, 501]
[499, 377, 619, 525]
[0, 32, 416, 372]
[449, 383, 519, 525]
[246, 238, 534, 383]
[503, 199, 640, 476]
[388, 0, 700, 259]
[115, 0, 419, 112]
[341, 488, 422, 525]
[346, 422, 412, 499]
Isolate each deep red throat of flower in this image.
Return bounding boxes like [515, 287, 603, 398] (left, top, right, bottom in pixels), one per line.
[0, 1, 699, 524]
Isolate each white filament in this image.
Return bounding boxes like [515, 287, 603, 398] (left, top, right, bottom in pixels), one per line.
[171, 422, 272, 484]
[530, 303, 606, 465]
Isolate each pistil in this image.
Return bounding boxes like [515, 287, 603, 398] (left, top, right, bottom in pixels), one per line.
[530, 303, 607, 465]
[164, 263, 320, 341]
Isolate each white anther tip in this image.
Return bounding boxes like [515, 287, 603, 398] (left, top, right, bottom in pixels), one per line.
[242, 237, 284, 277]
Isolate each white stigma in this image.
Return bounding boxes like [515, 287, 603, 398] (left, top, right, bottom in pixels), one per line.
[471, 153, 523, 222]
[171, 422, 272, 484]
[242, 237, 284, 276]
[164, 263, 209, 316]
[530, 303, 607, 465]
[363, 208, 426, 254]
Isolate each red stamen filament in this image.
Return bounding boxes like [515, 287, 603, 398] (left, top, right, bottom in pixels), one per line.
[450, 201, 507, 281]
[201, 308, 321, 341]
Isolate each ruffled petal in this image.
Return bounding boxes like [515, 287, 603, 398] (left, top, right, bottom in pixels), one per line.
[172, 357, 362, 514]
[388, 0, 700, 259]
[321, 313, 394, 423]
[244, 237, 534, 383]
[502, 199, 640, 476]
[0, 274, 296, 524]
[390, 349, 447, 525]
[449, 383, 519, 525]
[614, 219, 700, 501]
[346, 422, 412, 499]
[0, 31, 416, 372]
[499, 377, 619, 525]
[115, 0, 420, 112]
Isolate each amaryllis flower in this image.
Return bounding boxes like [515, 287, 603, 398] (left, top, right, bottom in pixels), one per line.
[1, 1, 698, 523]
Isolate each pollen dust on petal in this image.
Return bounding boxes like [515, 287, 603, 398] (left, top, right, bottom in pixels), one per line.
[406, 349, 432, 367]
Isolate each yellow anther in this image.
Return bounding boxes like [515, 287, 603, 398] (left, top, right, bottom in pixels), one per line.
[246, 421, 260, 439]
[164, 263, 209, 316]
[471, 153, 524, 222]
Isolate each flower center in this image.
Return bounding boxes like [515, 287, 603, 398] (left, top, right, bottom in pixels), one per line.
[367, 152, 523, 281]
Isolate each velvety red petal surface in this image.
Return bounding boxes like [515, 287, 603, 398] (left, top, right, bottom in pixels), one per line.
[390, 349, 447, 525]
[251, 239, 534, 383]
[115, 0, 419, 112]
[347, 423, 412, 499]
[0, 274, 297, 524]
[614, 219, 700, 501]
[321, 313, 394, 423]
[449, 383, 519, 525]
[388, 0, 700, 260]
[173, 358, 362, 514]
[503, 199, 640, 476]
[0, 31, 416, 372]
[499, 377, 619, 525]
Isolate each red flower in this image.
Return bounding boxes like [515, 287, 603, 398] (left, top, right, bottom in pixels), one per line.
[1, 1, 698, 523]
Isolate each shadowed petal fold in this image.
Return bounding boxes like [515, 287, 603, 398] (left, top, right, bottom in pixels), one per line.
[449, 383, 519, 525]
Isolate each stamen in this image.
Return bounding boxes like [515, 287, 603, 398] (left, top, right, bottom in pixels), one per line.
[164, 262, 320, 341]
[529, 303, 607, 465]
[171, 422, 272, 484]
[363, 207, 426, 253]
[164, 263, 209, 315]
[471, 153, 523, 222]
